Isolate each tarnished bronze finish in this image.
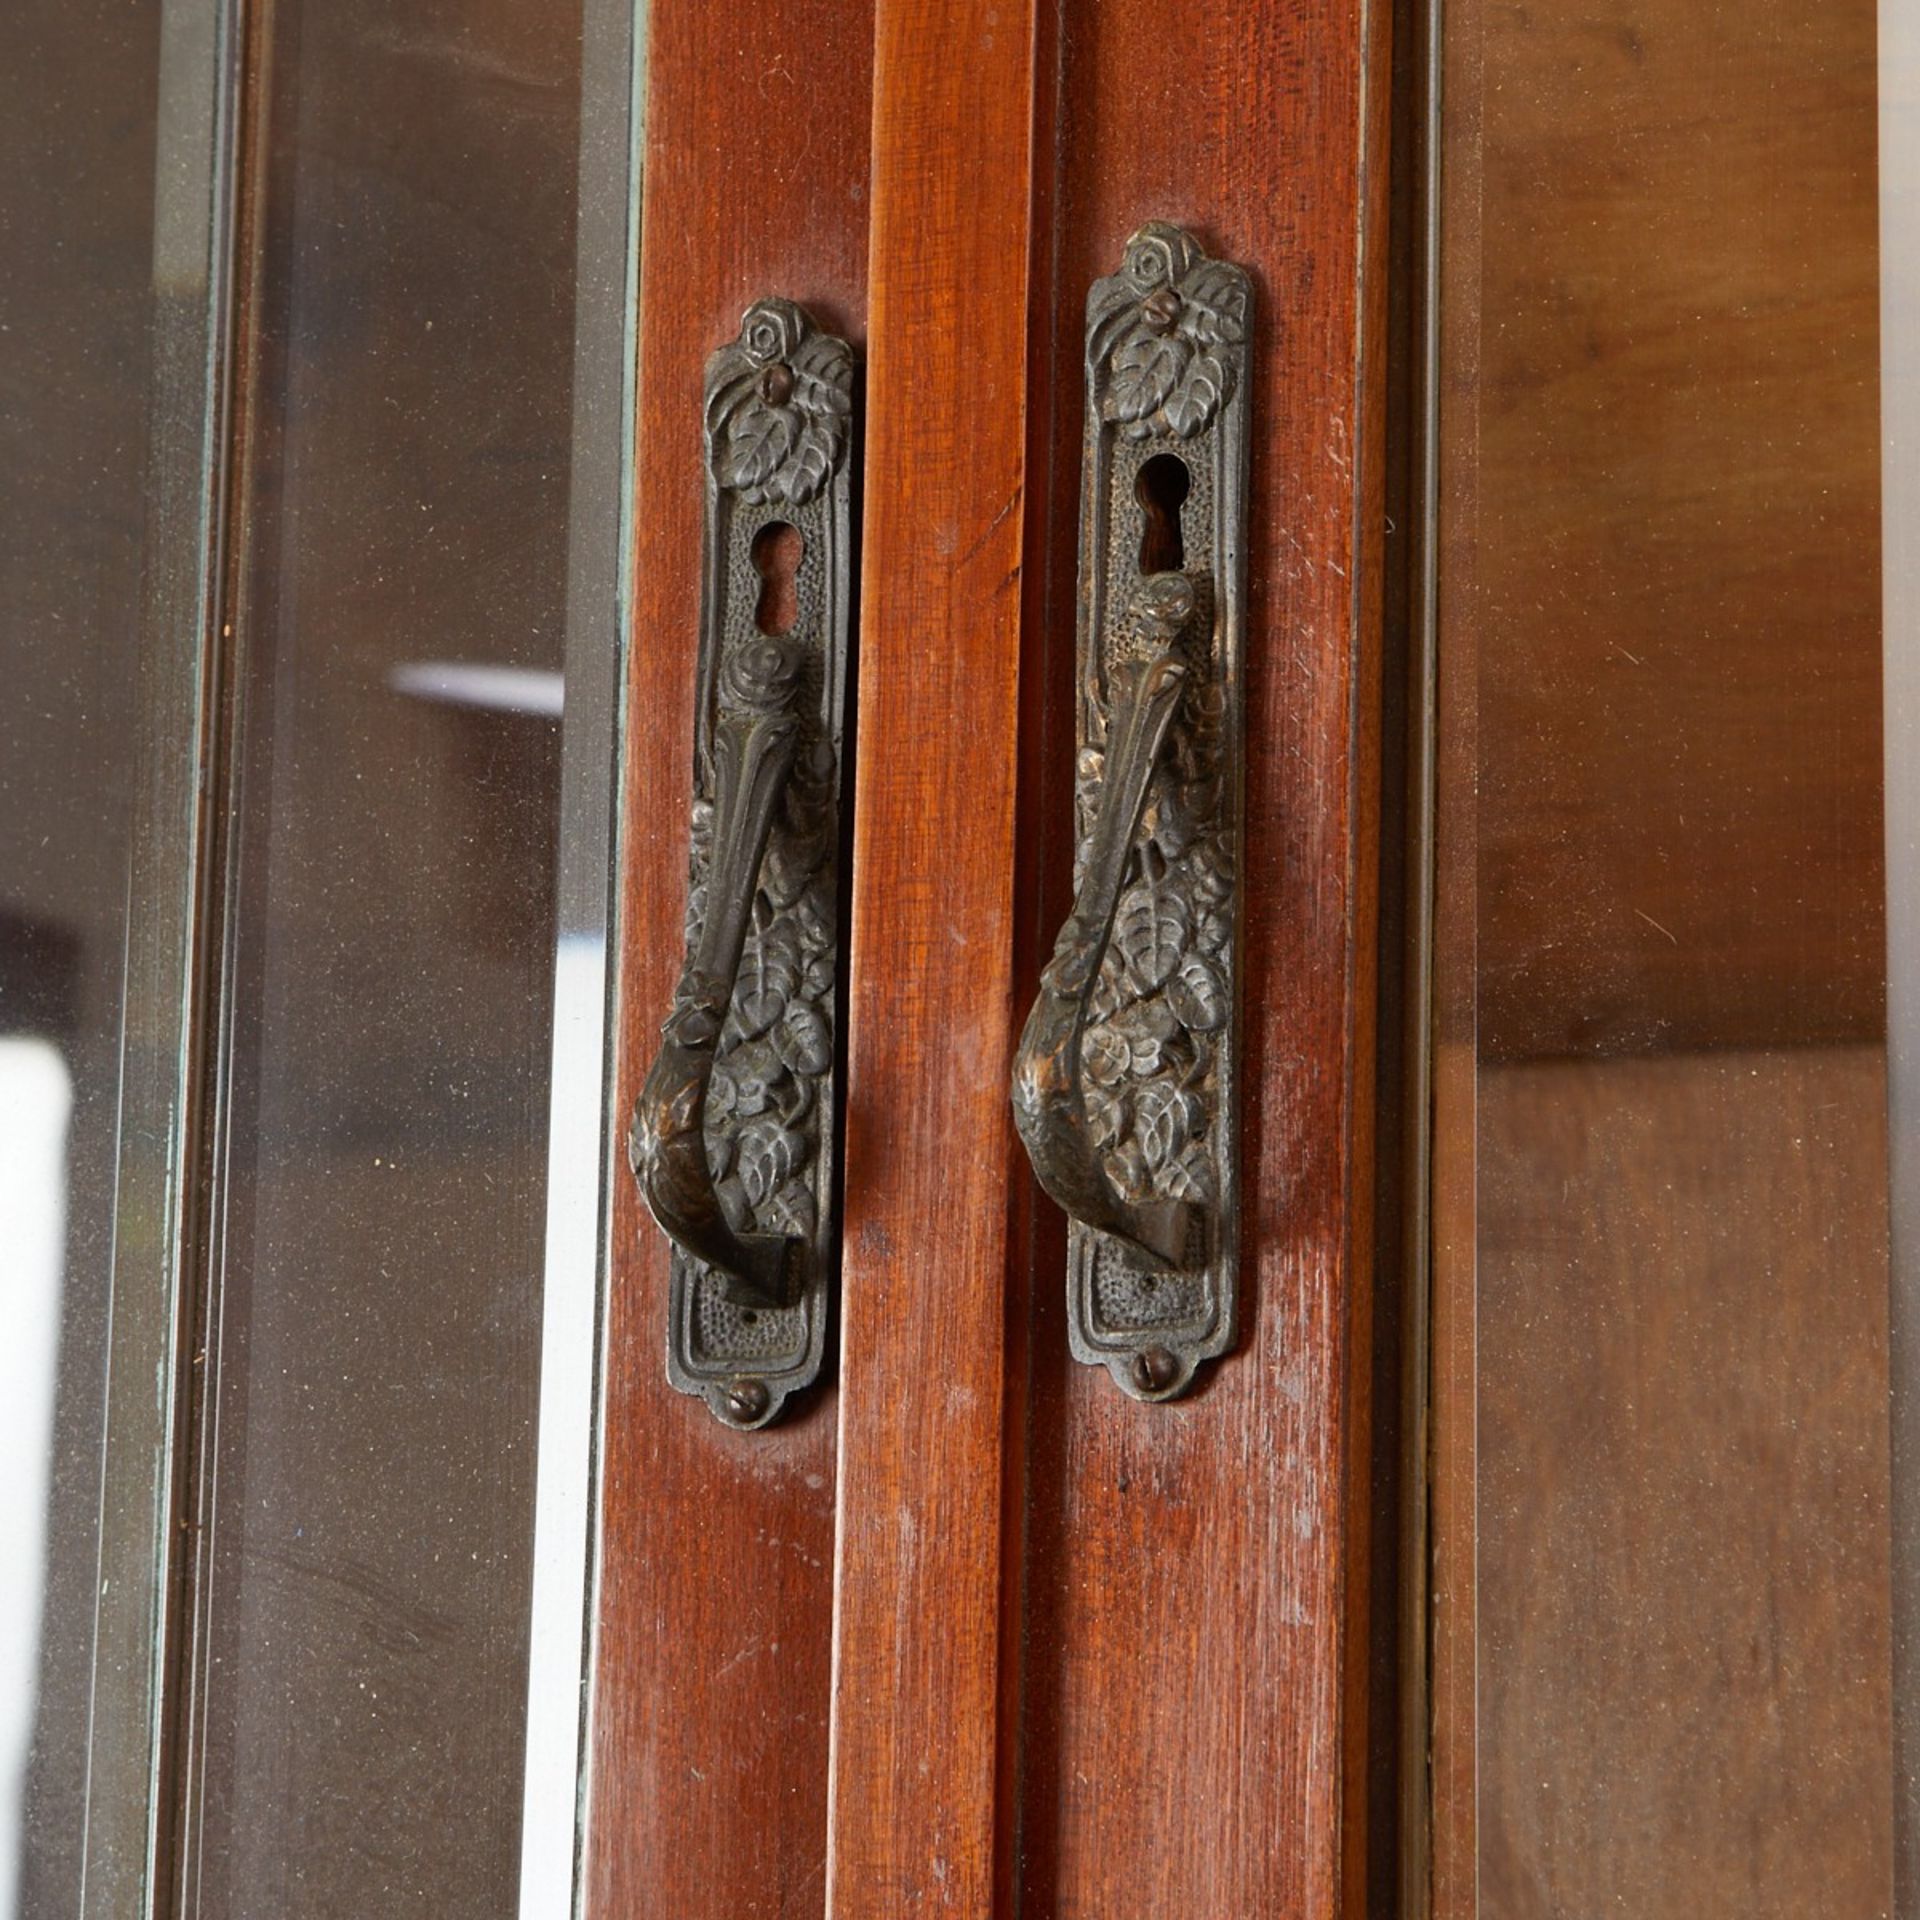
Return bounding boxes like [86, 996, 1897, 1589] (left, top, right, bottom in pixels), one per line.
[722, 1379, 773, 1427]
[630, 297, 855, 1430]
[631, 637, 805, 1308]
[1128, 1347, 1183, 1397]
[1012, 224, 1251, 1403]
[1013, 579, 1197, 1272]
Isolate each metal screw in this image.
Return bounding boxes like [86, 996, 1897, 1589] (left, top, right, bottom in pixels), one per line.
[1128, 1347, 1181, 1396]
[759, 361, 795, 405]
[1141, 286, 1183, 335]
[723, 1378, 771, 1425]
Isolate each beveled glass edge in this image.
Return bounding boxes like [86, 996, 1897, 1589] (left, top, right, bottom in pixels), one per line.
[515, 2, 648, 1916]
[84, 1, 245, 1913]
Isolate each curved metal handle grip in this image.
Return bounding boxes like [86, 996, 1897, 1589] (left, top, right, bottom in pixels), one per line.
[631, 638, 804, 1310]
[630, 295, 851, 1427]
[1015, 224, 1248, 1401]
[1013, 575, 1198, 1271]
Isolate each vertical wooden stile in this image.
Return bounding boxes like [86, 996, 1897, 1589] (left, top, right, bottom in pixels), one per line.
[824, 0, 1046, 1911]
[591, 5, 874, 1914]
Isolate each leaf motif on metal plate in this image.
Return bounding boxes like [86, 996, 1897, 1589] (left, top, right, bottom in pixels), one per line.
[772, 1000, 832, 1078]
[1180, 261, 1249, 346]
[1134, 1080, 1203, 1175]
[1167, 953, 1228, 1033]
[1163, 1142, 1219, 1207]
[1188, 839, 1234, 909]
[765, 1178, 817, 1242]
[1163, 349, 1232, 439]
[719, 400, 798, 499]
[737, 1114, 803, 1209]
[1115, 873, 1192, 994]
[719, 1037, 780, 1119]
[706, 1062, 741, 1126]
[1086, 1086, 1126, 1154]
[1108, 997, 1178, 1077]
[792, 330, 853, 412]
[1104, 327, 1189, 426]
[776, 417, 841, 507]
[801, 943, 835, 1003]
[735, 913, 800, 1036]
[1083, 1022, 1131, 1089]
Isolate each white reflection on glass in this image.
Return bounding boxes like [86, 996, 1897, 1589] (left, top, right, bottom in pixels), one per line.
[0, 1039, 71, 1920]
[388, 661, 566, 719]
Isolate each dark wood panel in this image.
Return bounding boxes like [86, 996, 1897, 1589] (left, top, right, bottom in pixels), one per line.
[1011, 3, 1393, 1914]
[1468, 0, 1883, 1060]
[589, 3, 872, 1914]
[822, 1, 1042, 1911]
[1429, 0, 1488, 1908]
[1477, 1050, 1894, 1917]
[1431, 1, 1890, 1913]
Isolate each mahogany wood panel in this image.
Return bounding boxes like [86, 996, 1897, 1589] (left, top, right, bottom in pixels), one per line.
[1009, 4, 1393, 1914]
[1429, 2, 1486, 1910]
[590, 5, 870, 1915]
[1467, 0, 1883, 1062]
[1431, 0, 1888, 1912]
[823, 1, 1042, 1911]
[828, 0, 1391, 1910]
[1477, 1050, 1893, 1917]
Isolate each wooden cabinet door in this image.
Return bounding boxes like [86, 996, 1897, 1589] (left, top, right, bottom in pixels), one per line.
[593, 2, 1390, 1913]
[589, 7, 872, 1913]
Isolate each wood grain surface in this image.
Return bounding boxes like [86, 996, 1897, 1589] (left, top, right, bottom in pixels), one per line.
[822, 1, 1043, 1911]
[823, 0, 1393, 1912]
[1465, 0, 1884, 1062]
[1429, 1, 1487, 1909]
[589, 4, 871, 1914]
[1477, 1050, 1894, 1918]
[1010, 3, 1393, 1914]
[1430, 0, 1890, 1912]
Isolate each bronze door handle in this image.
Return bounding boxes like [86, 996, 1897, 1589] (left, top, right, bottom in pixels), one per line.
[1011, 225, 1251, 1402]
[1012, 576, 1198, 1273]
[632, 638, 807, 1308]
[629, 298, 855, 1429]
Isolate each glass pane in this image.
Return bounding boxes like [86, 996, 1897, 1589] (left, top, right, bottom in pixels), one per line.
[1430, 0, 1913, 1910]
[170, 3, 635, 1914]
[0, 2, 230, 1911]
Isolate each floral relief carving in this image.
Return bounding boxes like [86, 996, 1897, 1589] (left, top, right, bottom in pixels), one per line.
[689, 737, 838, 1261]
[1079, 677, 1233, 1219]
[1011, 223, 1249, 1399]
[1087, 222, 1251, 442]
[707, 297, 854, 508]
[633, 296, 854, 1426]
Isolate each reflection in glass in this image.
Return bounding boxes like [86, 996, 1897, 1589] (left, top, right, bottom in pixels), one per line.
[3, 0, 632, 1910]
[0, 2, 223, 1910]
[0, 1041, 71, 1918]
[1432, 0, 1904, 1911]
[168, 3, 632, 1914]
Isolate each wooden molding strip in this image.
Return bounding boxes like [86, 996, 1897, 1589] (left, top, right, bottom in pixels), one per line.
[825, 0, 1044, 1910]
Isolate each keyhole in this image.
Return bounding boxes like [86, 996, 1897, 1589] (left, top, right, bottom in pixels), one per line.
[1135, 453, 1190, 575]
[751, 521, 804, 636]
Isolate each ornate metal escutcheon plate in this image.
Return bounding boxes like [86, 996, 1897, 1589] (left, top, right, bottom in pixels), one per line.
[1012, 224, 1251, 1402]
[629, 298, 854, 1430]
